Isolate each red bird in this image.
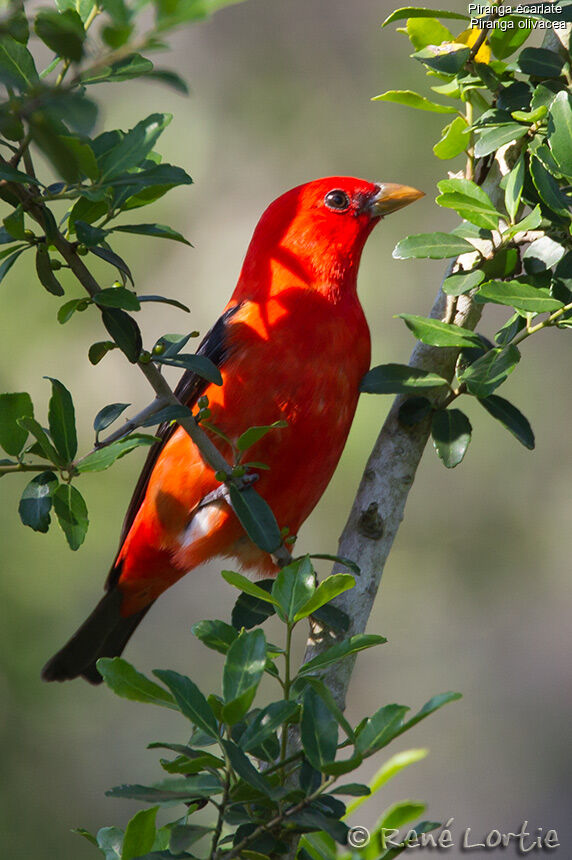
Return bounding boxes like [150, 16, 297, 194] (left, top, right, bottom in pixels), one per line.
[42, 176, 423, 683]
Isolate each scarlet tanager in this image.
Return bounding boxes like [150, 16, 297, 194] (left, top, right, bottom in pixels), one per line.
[42, 176, 423, 684]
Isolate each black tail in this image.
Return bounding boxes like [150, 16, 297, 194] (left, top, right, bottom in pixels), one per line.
[42, 588, 154, 684]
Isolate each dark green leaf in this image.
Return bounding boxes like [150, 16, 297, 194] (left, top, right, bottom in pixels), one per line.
[239, 701, 299, 753]
[153, 669, 219, 738]
[227, 485, 283, 554]
[101, 307, 142, 362]
[0, 392, 33, 455]
[106, 775, 222, 803]
[169, 824, 212, 853]
[122, 807, 158, 860]
[356, 704, 409, 755]
[478, 395, 534, 449]
[90, 245, 134, 284]
[393, 233, 473, 260]
[112, 222, 191, 245]
[301, 686, 338, 769]
[271, 555, 315, 622]
[397, 314, 482, 348]
[294, 574, 355, 622]
[398, 691, 462, 735]
[220, 740, 275, 797]
[548, 91, 572, 176]
[17, 416, 64, 466]
[222, 570, 280, 605]
[442, 269, 484, 296]
[138, 295, 191, 313]
[35, 9, 85, 62]
[97, 657, 177, 708]
[53, 483, 88, 549]
[431, 409, 471, 468]
[518, 47, 565, 79]
[505, 153, 525, 222]
[75, 220, 108, 247]
[18, 471, 58, 533]
[0, 246, 27, 283]
[138, 405, 191, 427]
[236, 420, 288, 452]
[145, 68, 189, 93]
[530, 156, 571, 219]
[57, 298, 90, 324]
[155, 353, 221, 383]
[0, 35, 39, 91]
[222, 628, 266, 724]
[298, 634, 386, 676]
[476, 279, 563, 312]
[382, 7, 468, 25]
[398, 396, 432, 427]
[360, 363, 448, 394]
[436, 178, 500, 229]
[331, 783, 370, 796]
[495, 312, 526, 346]
[88, 340, 117, 365]
[93, 402, 130, 434]
[82, 52, 153, 84]
[413, 44, 469, 74]
[94, 287, 140, 311]
[76, 434, 157, 472]
[473, 124, 528, 159]
[99, 113, 172, 180]
[0, 164, 41, 185]
[307, 554, 359, 574]
[192, 619, 238, 655]
[372, 89, 456, 113]
[458, 344, 521, 397]
[45, 377, 77, 462]
[36, 245, 64, 296]
[231, 580, 276, 630]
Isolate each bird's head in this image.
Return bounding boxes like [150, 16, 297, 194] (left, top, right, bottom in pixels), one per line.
[238, 176, 424, 302]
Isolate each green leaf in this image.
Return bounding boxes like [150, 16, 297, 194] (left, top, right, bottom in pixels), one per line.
[55, 0, 96, 24]
[518, 46, 565, 79]
[293, 574, 355, 622]
[222, 628, 266, 724]
[505, 153, 525, 222]
[478, 395, 534, 449]
[93, 402, 130, 434]
[380, 800, 426, 832]
[192, 619, 238, 655]
[458, 344, 521, 397]
[530, 156, 571, 220]
[35, 9, 86, 62]
[18, 471, 58, 533]
[57, 298, 90, 324]
[0, 35, 39, 91]
[169, 824, 212, 853]
[153, 669, 219, 738]
[53, 483, 88, 549]
[112, 222, 192, 244]
[495, 312, 526, 346]
[46, 377, 77, 462]
[382, 7, 468, 26]
[0, 246, 27, 283]
[36, 245, 64, 296]
[94, 287, 140, 311]
[122, 807, 158, 860]
[523, 236, 565, 274]
[360, 363, 448, 394]
[548, 91, 572, 176]
[397, 314, 482, 348]
[0, 164, 41, 186]
[138, 405, 190, 427]
[301, 686, 338, 769]
[405, 16, 452, 49]
[101, 307, 142, 362]
[0, 392, 33, 455]
[17, 416, 64, 466]
[95, 826, 123, 860]
[433, 116, 470, 160]
[412, 44, 470, 74]
[227, 485, 283, 554]
[431, 409, 471, 468]
[75, 220, 108, 247]
[82, 52, 153, 84]
[372, 89, 456, 113]
[76, 434, 156, 472]
[436, 178, 500, 230]
[97, 657, 177, 707]
[503, 204, 542, 239]
[154, 353, 222, 383]
[239, 701, 299, 753]
[298, 633, 386, 676]
[99, 113, 172, 180]
[231, 580, 277, 630]
[220, 740, 275, 797]
[236, 420, 288, 452]
[442, 269, 484, 296]
[473, 123, 528, 159]
[88, 340, 116, 365]
[106, 775, 222, 803]
[222, 570, 280, 605]
[271, 555, 315, 622]
[398, 691, 462, 735]
[90, 244, 134, 284]
[489, 17, 531, 59]
[138, 294, 191, 313]
[307, 554, 360, 574]
[356, 704, 409, 755]
[346, 749, 429, 817]
[476, 280, 563, 312]
[393, 232, 473, 260]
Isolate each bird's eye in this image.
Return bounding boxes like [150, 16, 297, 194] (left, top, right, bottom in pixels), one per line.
[324, 189, 350, 211]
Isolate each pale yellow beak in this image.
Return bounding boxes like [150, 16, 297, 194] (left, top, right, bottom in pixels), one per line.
[368, 182, 425, 217]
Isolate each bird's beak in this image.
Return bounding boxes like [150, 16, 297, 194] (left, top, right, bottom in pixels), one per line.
[367, 182, 425, 217]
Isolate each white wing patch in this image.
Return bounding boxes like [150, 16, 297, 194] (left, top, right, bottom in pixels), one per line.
[180, 501, 225, 549]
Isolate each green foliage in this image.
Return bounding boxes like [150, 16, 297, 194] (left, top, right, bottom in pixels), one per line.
[83, 560, 461, 859]
[365, 6, 572, 468]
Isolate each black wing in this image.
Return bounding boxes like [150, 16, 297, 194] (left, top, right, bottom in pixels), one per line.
[111, 303, 241, 570]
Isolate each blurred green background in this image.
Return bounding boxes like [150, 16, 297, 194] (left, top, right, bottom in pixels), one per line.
[1, 0, 571, 856]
